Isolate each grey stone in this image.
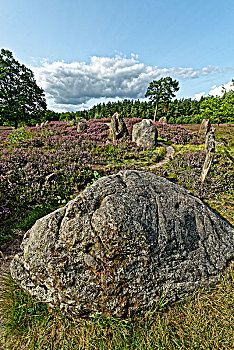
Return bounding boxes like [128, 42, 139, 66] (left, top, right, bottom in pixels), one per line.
[132, 119, 158, 148]
[109, 112, 128, 141]
[201, 127, 216, 184]
[10, 171, 233, 319]
[77, 122, 87, 133]
[199, 119, 211, 137]
[205, 126, 216, 155]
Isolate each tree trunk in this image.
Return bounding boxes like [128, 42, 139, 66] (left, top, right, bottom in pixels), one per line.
[153, 103, 158, 122]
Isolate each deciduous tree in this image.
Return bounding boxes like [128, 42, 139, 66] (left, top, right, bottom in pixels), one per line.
[0, 49, 47, 128]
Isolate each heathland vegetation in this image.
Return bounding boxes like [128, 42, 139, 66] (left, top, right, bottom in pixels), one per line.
[0, 49, 233, 349]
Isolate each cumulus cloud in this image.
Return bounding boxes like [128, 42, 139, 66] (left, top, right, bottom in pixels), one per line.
[32, 55, 222, 111]
[209, 80, 234, 96]
[194, 91, 206, 100]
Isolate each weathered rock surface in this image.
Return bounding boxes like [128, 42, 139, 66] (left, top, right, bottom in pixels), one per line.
[10, 171, 233, 319]
[132, 119, 158, 148]
[205, 126, 216, 154]
[109, 112, 128, 141]
[199, 119, 211, 137]
[201, 127, 216, 184]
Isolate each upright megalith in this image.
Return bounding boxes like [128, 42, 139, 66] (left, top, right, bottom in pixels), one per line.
[10, 170, 233, 319]
[109, 112, 128, 141]
[132, 119, 158, 148]
[205, 126, 216, 155]
[201, 127, 216, 183]
[199, 119, 211, 137]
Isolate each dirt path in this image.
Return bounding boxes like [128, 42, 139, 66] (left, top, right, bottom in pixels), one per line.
[149, 142, 175, 169]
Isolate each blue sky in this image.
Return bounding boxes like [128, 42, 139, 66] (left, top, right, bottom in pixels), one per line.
[1, 0, 234, 111]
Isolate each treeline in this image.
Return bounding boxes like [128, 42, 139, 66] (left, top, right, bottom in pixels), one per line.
[45, 90, 234, 125]
[46, 98, 202, 124]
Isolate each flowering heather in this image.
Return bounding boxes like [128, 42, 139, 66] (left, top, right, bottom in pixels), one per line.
[152, 150, 234, 224]
[154, 122, 203, 145]
[0, 120, 231, 228]
[0, 120, 163, 225]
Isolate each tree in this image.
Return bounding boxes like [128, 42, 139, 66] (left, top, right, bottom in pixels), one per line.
[0, 49, 47, 128]
[145, 77, 179, 121]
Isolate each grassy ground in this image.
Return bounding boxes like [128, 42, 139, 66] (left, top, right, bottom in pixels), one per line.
[0, 122, 233, 349]
[0, 264, 233, 350]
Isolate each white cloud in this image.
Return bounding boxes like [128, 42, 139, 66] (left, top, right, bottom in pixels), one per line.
[32, 55, 222, 111]
[209, 80, 234, 96]
[194, 91, 206, 100]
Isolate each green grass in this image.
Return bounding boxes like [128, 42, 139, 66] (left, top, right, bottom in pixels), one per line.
[0, 263, 233, 349]
[0, 205, 57, 245]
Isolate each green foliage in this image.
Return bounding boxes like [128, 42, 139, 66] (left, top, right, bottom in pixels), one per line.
[0, 49, 47, 128]
[145, 77, 180, 121]
[200, 83, 234, 124]
[8, 126, 33, 143]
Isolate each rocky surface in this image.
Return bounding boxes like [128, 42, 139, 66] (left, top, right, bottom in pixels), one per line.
[205, 126, 216, 154]
[109, 112, 128, 141]
[199, 119, 211, 137]
[132, 119, 158, 148]
[10, 170, 234, 319]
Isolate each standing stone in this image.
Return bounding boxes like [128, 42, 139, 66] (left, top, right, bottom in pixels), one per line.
[199, 119, 211, 137]
[10, 170, 233, 319]
[201, 127, 216, 183]
[205, 126, 216, 154]
[132, 119, 158, 148]
[158, 117, 167, 124]
[109, 112, 128, 141]
[77, 121, 87, 133]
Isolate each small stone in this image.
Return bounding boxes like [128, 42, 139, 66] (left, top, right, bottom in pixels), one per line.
[158, 117, 167, 124]
[77, 122, 87, 133]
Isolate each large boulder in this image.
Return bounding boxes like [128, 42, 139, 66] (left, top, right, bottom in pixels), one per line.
[132, 119, 158, 148]
[109, 112, 128, 141]
[10, 171, 233, 319]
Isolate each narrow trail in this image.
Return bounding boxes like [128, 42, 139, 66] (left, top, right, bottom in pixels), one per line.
[149, 142, 175, 169]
